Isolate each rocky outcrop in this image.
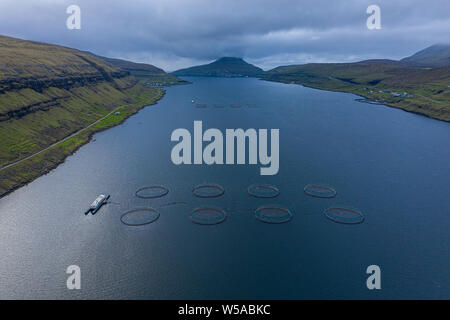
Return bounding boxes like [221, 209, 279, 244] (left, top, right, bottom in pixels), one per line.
[0, 70, 129, 94]
[0, 96, 70, 121]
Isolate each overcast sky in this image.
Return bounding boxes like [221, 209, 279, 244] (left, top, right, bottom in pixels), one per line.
[0, 0, 449, 71]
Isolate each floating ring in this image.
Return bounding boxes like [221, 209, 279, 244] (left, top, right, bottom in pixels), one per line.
[135, 186, 169, 199]
[304, 184, 337, 198]
[190, 207, 227, 225]
[324, 207, 364, 224]
[120, 207, 160, 226]
[247, 184, 280, 198]
[254, 206, 292, 224]
[192, 184, 225, 198]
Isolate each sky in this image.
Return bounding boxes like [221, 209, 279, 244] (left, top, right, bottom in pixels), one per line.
[0, 0, 449, 71]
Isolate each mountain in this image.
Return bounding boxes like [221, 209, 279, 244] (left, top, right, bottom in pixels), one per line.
[401, 44, 450, 67]
[173, 57, 263, 77]
[86, 53, 185, 85]
[0, 36, 124, 80]
[0, 35, 167, 197]
[99, 56, 166, 74]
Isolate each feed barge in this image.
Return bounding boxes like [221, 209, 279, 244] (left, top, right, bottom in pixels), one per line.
[85, 194, 110, 215]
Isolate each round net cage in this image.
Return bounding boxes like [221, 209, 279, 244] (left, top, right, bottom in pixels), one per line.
[120, 208, 160, 226]
[304, 184, 337, 198]
[192, 184, 225, 198]
[324, 207, 364, 224]
[190, 207, 227, 225]
[254, 206, 292, 224]
[247, 184, 280, 198]
[135, 186, 169, 199]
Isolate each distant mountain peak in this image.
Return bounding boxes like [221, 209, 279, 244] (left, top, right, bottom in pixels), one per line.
[173, 57, 263, 77]
[217, 56, 242, 60]
[215, 57, 245, 62]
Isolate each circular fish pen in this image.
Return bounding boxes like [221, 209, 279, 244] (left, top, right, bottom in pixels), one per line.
[192, 184, 225, 198]
[135, 186, 169, 199]
[304, 184, 337, 198]
[190, 207, 227, 225]
[120, 208, 160, 226]
[247, 184, 280, 198]
[254, 206, 292, 224]
[324, 207, 365, 224]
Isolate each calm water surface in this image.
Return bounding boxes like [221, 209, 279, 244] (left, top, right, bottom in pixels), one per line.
[0, 77, 449, 299]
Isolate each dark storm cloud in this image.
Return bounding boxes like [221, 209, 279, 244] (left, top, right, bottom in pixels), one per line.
[0, 0, 448, 70]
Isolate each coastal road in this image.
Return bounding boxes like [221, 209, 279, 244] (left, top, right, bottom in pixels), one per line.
[0, 107, 123, 172]
[417, 94, 443, 104]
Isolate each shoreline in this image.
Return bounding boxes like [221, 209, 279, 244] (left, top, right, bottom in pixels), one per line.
[0, 106, 128, 171]
[0, 85, 166, 200]
[260, 78, 450, 123]
[2, 76, 447, 200]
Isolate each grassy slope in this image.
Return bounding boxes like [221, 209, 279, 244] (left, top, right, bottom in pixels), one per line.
[0, 78, 132, 165]
[0, 81, 163, 197]
[401, 44, 450, 67]
[0, 35, 118, 79]
[130, 70, 189, 85]
[0, 35, 171, 197]
[88, 53, 189, 86]
[262, 61, 450, 121]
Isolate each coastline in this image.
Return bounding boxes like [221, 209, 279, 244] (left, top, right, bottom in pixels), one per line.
[260, 78, 450, 123]
[0, 84, 166, 200]
[2, 75, 447, 199]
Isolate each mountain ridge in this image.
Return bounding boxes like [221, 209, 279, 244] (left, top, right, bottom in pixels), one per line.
[173, 57, 263, 77]
[401, 43, 450, 67]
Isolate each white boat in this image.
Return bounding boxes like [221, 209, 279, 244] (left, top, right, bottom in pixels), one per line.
[86, 194, 110, 214]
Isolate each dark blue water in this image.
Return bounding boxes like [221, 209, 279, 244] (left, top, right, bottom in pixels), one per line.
[0, 77, 449, 299]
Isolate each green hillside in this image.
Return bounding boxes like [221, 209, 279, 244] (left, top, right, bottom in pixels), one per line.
[0, 35, 169, 197]
[99, 56, 166, 74]
[402, 44, 450, 67]
[86, 53, 188, 85]
[262, 59, 450, 121]
[173, 57, 263, 77]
